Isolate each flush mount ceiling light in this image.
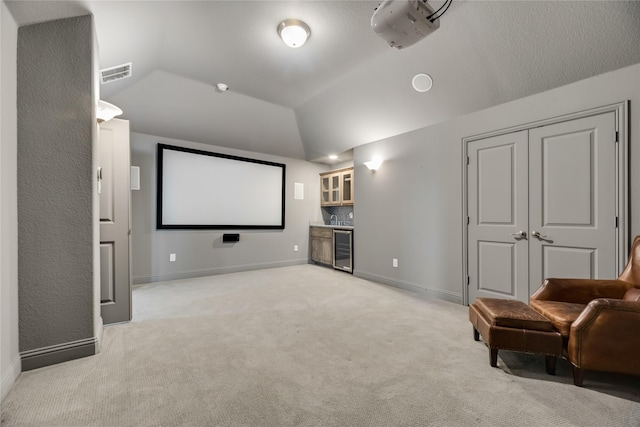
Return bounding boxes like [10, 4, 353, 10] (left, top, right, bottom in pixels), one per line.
[277, 19, 311, 48]
[412, 73, 433, 92]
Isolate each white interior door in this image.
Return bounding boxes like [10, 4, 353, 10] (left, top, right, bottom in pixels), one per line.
[467, 130, 529, 302]
[528, 112, 617, 290]
[467, 111, 619, 303]
[99, 118, 132, 324]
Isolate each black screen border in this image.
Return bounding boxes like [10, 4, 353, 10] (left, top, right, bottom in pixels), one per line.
[156, 143, 286, 230]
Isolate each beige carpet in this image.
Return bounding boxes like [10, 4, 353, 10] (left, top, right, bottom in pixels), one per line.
[2, 265, 639, 426]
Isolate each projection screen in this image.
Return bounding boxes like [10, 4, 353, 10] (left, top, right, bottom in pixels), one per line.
[157, 144, 286, 229]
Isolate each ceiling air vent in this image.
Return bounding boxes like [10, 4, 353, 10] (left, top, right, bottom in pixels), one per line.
[100, 62, 132, 84]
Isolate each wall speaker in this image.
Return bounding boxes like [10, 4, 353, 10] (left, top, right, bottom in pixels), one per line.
[222, 234, 240, 243]
[130, 166, 140, 190]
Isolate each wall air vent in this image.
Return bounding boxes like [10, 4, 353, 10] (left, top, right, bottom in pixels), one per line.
[100, 62, 132, 84]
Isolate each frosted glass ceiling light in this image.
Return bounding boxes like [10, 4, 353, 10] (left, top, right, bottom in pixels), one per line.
[278, 19, 311, 48]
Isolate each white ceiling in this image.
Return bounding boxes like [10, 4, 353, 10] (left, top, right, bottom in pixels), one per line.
[6, 1, 640, 163]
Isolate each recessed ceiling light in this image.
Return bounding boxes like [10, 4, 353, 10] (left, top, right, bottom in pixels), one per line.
[216, 83, 229, 92]
[329, 154, 338, 160]
[412, 73, 433, 92]
[278, 19, 311, 48]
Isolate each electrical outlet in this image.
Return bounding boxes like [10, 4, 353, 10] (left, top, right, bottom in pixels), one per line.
[393, 258, 398, 268]
[294, 245, 299, 252]
[170, 253, 176, 262]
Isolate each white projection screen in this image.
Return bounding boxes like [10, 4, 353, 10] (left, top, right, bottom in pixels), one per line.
[157, 144, 285, 229]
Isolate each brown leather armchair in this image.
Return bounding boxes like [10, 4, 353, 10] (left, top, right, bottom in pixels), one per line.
[530, 236, 640, 386]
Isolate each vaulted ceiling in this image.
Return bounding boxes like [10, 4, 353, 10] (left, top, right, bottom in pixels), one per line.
[6, 1, 640, 163]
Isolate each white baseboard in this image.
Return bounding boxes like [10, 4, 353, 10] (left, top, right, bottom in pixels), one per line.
[132, 258, 308, 286]
[1, 354, 21, 402]
[20, 336, 99, 371]
[353, 270, 463, 305]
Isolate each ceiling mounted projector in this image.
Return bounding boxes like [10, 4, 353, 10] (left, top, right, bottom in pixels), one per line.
[371, 0, 441, 49]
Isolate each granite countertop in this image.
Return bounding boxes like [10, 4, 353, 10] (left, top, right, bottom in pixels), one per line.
[309, 222, 355, 230]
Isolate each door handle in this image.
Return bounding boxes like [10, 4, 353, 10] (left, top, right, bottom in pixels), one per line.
[531, 231, 547, 239]
[510, 231, 527, 239]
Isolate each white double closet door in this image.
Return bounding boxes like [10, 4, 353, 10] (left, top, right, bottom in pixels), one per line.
[467, 112, 618, 303]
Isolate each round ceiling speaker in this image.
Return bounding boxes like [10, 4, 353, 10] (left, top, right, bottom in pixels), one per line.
[412, 73, 433, 92]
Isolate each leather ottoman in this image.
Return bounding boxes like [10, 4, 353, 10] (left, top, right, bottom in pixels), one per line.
[469, 298, 563, 374]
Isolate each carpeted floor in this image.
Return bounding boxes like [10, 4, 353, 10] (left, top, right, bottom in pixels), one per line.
[2, 264, 639, 426]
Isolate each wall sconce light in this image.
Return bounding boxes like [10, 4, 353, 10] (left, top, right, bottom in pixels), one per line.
[278, 19, 311, 48]
[364, 158, 383, 172]
[97, 100, 123, 123]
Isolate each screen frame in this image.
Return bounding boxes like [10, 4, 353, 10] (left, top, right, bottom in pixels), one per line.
[156, 143, 286, 230]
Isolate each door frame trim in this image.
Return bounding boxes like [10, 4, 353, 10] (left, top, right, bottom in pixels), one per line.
[461, 101, 629, 305]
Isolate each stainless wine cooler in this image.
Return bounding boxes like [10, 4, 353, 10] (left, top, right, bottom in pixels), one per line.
[333, 229, 353, 273]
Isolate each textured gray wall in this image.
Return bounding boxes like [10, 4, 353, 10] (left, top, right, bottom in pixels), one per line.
[1, 0, 20, 399]
[353, 64, 640, 304]
[17, 15, 95, 351]
[131, 133, 328, 284]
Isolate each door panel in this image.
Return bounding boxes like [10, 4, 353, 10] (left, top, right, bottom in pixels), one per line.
[477, 241, 515, 296]
[477, 145, 515, 224]
[542, 131, 593, 225]
[99, 119, 131, 324]
[99, 131, 115, 221]
[529, 112, 617, 291]
[100, 243, 115, 303]
[468, 130, 529, 302]
[543, 246, 595, 279]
